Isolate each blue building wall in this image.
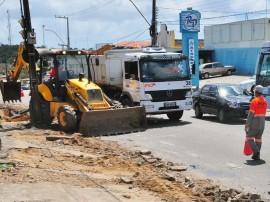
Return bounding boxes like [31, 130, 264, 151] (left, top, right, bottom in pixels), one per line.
[212, 48, 261, 75]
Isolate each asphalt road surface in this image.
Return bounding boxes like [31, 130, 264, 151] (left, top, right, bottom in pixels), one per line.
[102, 75, 270, 200]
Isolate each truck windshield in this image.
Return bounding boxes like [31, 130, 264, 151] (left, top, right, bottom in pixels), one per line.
[139, 58, 190, 82]
[258, 54, 270, 77]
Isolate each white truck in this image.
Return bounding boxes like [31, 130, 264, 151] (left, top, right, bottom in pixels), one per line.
[254, 41, 270, 108]
[91, 47, 193, 120]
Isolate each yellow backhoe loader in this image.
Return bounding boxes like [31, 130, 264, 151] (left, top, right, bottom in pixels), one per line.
[0, 0, 146, 136]
[0, 44, 147, 136]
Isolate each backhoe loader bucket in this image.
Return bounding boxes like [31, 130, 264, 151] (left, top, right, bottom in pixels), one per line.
[0, 80, 21, 103]
[79, 106, 147, 136]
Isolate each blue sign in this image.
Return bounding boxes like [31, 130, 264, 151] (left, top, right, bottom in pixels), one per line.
[180, 11, 200, 33]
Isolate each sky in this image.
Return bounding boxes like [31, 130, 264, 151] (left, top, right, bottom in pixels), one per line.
[0, 0, 269, 50]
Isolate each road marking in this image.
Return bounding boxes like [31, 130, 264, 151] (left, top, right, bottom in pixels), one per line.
[221, 163, 242, 169]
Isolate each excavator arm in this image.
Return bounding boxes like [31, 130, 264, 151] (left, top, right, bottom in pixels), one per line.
[8, 43, 29, 82]
[0, 43, 29, 102]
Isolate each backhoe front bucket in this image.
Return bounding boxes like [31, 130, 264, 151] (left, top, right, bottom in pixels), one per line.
[79, 106, 147, 136]
[0, 80, 21, 103]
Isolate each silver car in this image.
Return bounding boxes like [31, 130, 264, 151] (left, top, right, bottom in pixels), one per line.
[199, 62, 236, 79]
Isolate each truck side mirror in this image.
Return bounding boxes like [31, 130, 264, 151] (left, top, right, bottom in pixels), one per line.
[192, 64, 196, 74]
[95, 58, 99, 66]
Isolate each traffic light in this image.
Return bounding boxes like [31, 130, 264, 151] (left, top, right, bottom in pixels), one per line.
[18, 18, 36, 44]
[18, 18, 26, 39]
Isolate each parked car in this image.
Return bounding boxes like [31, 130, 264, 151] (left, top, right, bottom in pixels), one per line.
[199, 62, 236, 79]
[21, 83, 30, 90]
[239, 75, 256, 93]
[192, 83, 252, 122]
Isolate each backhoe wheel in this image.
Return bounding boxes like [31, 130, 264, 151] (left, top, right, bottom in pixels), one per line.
[167, 110, 183, 121]
[121, 98, 133, 107]
[30, 95, 53, 126]
[40, 95, 54, 125]
[57, 105, 77, 132]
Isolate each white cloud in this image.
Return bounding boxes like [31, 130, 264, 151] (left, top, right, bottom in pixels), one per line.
[0, 0, 268, 48]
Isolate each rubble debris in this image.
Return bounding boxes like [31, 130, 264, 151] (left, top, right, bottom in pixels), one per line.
[120, 177, 133, 184]
[169, 165, 187, 172]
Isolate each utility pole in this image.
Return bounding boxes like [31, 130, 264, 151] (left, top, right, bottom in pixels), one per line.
[7, 9, 12, 45]
[55, 15, 70, 49]
[20, 0, 41, 124]
[150, 0, 157, 47]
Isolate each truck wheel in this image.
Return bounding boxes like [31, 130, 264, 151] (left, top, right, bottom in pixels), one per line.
[167, 111, 183, 121]
[57, 105, 77, 132]
[121, 98, 133, 107]
[194, 104, 203, 118]
[204, 73, 209, 79]
[40, 95, 54, 125]
[218, 109, 227, 123]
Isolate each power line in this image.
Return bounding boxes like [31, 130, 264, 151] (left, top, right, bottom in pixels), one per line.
[129, 0, 150, 26]
[0, 0, 5, 6]
[64, 0, 115, 16]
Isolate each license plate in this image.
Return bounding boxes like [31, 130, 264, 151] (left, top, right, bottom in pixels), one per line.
[164, 102, 176, 107]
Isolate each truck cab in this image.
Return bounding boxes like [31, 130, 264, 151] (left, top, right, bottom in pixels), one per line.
[92, 47, 193, 121]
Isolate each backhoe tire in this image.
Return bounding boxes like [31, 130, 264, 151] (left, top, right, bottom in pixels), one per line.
[167, 110, 183, 121]
[40, 95, 54, 125]
[29, 94, 53, 126]
[57, 105, 77, 132]
[121, 98, 134, 108]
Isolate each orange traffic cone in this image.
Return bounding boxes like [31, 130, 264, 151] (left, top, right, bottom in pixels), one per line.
[243, 138, 253, 156]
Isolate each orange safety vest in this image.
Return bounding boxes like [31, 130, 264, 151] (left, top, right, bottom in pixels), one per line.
[250, 97, 267, 117]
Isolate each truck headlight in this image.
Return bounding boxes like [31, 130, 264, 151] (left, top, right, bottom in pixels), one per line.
[144, 94, 153, 100]
[185, 91, 192, 98]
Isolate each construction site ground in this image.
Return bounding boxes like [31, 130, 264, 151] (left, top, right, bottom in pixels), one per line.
[0, 102, 265, 202]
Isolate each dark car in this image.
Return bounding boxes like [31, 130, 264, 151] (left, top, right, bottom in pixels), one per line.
[192, 83, 252, 122]
[21, 83, 30, 90]
[199, 62, 236, 79]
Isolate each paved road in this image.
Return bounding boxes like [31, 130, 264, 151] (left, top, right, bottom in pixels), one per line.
[102, 75, 270, 200]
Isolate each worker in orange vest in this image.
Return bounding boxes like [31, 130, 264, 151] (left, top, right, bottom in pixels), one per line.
[245, 85, 268, 160]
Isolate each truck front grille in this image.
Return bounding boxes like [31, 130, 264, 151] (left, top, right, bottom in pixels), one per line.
[145, 89, 189, 102]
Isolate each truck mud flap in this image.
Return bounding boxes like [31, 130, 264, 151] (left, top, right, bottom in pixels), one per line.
[79, 106, 147, 136]
[0, 80, 21, 103]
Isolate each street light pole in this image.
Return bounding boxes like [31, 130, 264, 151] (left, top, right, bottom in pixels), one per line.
[55, 15, 70, 49]
[151, 0, 157, 47]
[44, 28, 67, 48]
[42, 24, 45, 47]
